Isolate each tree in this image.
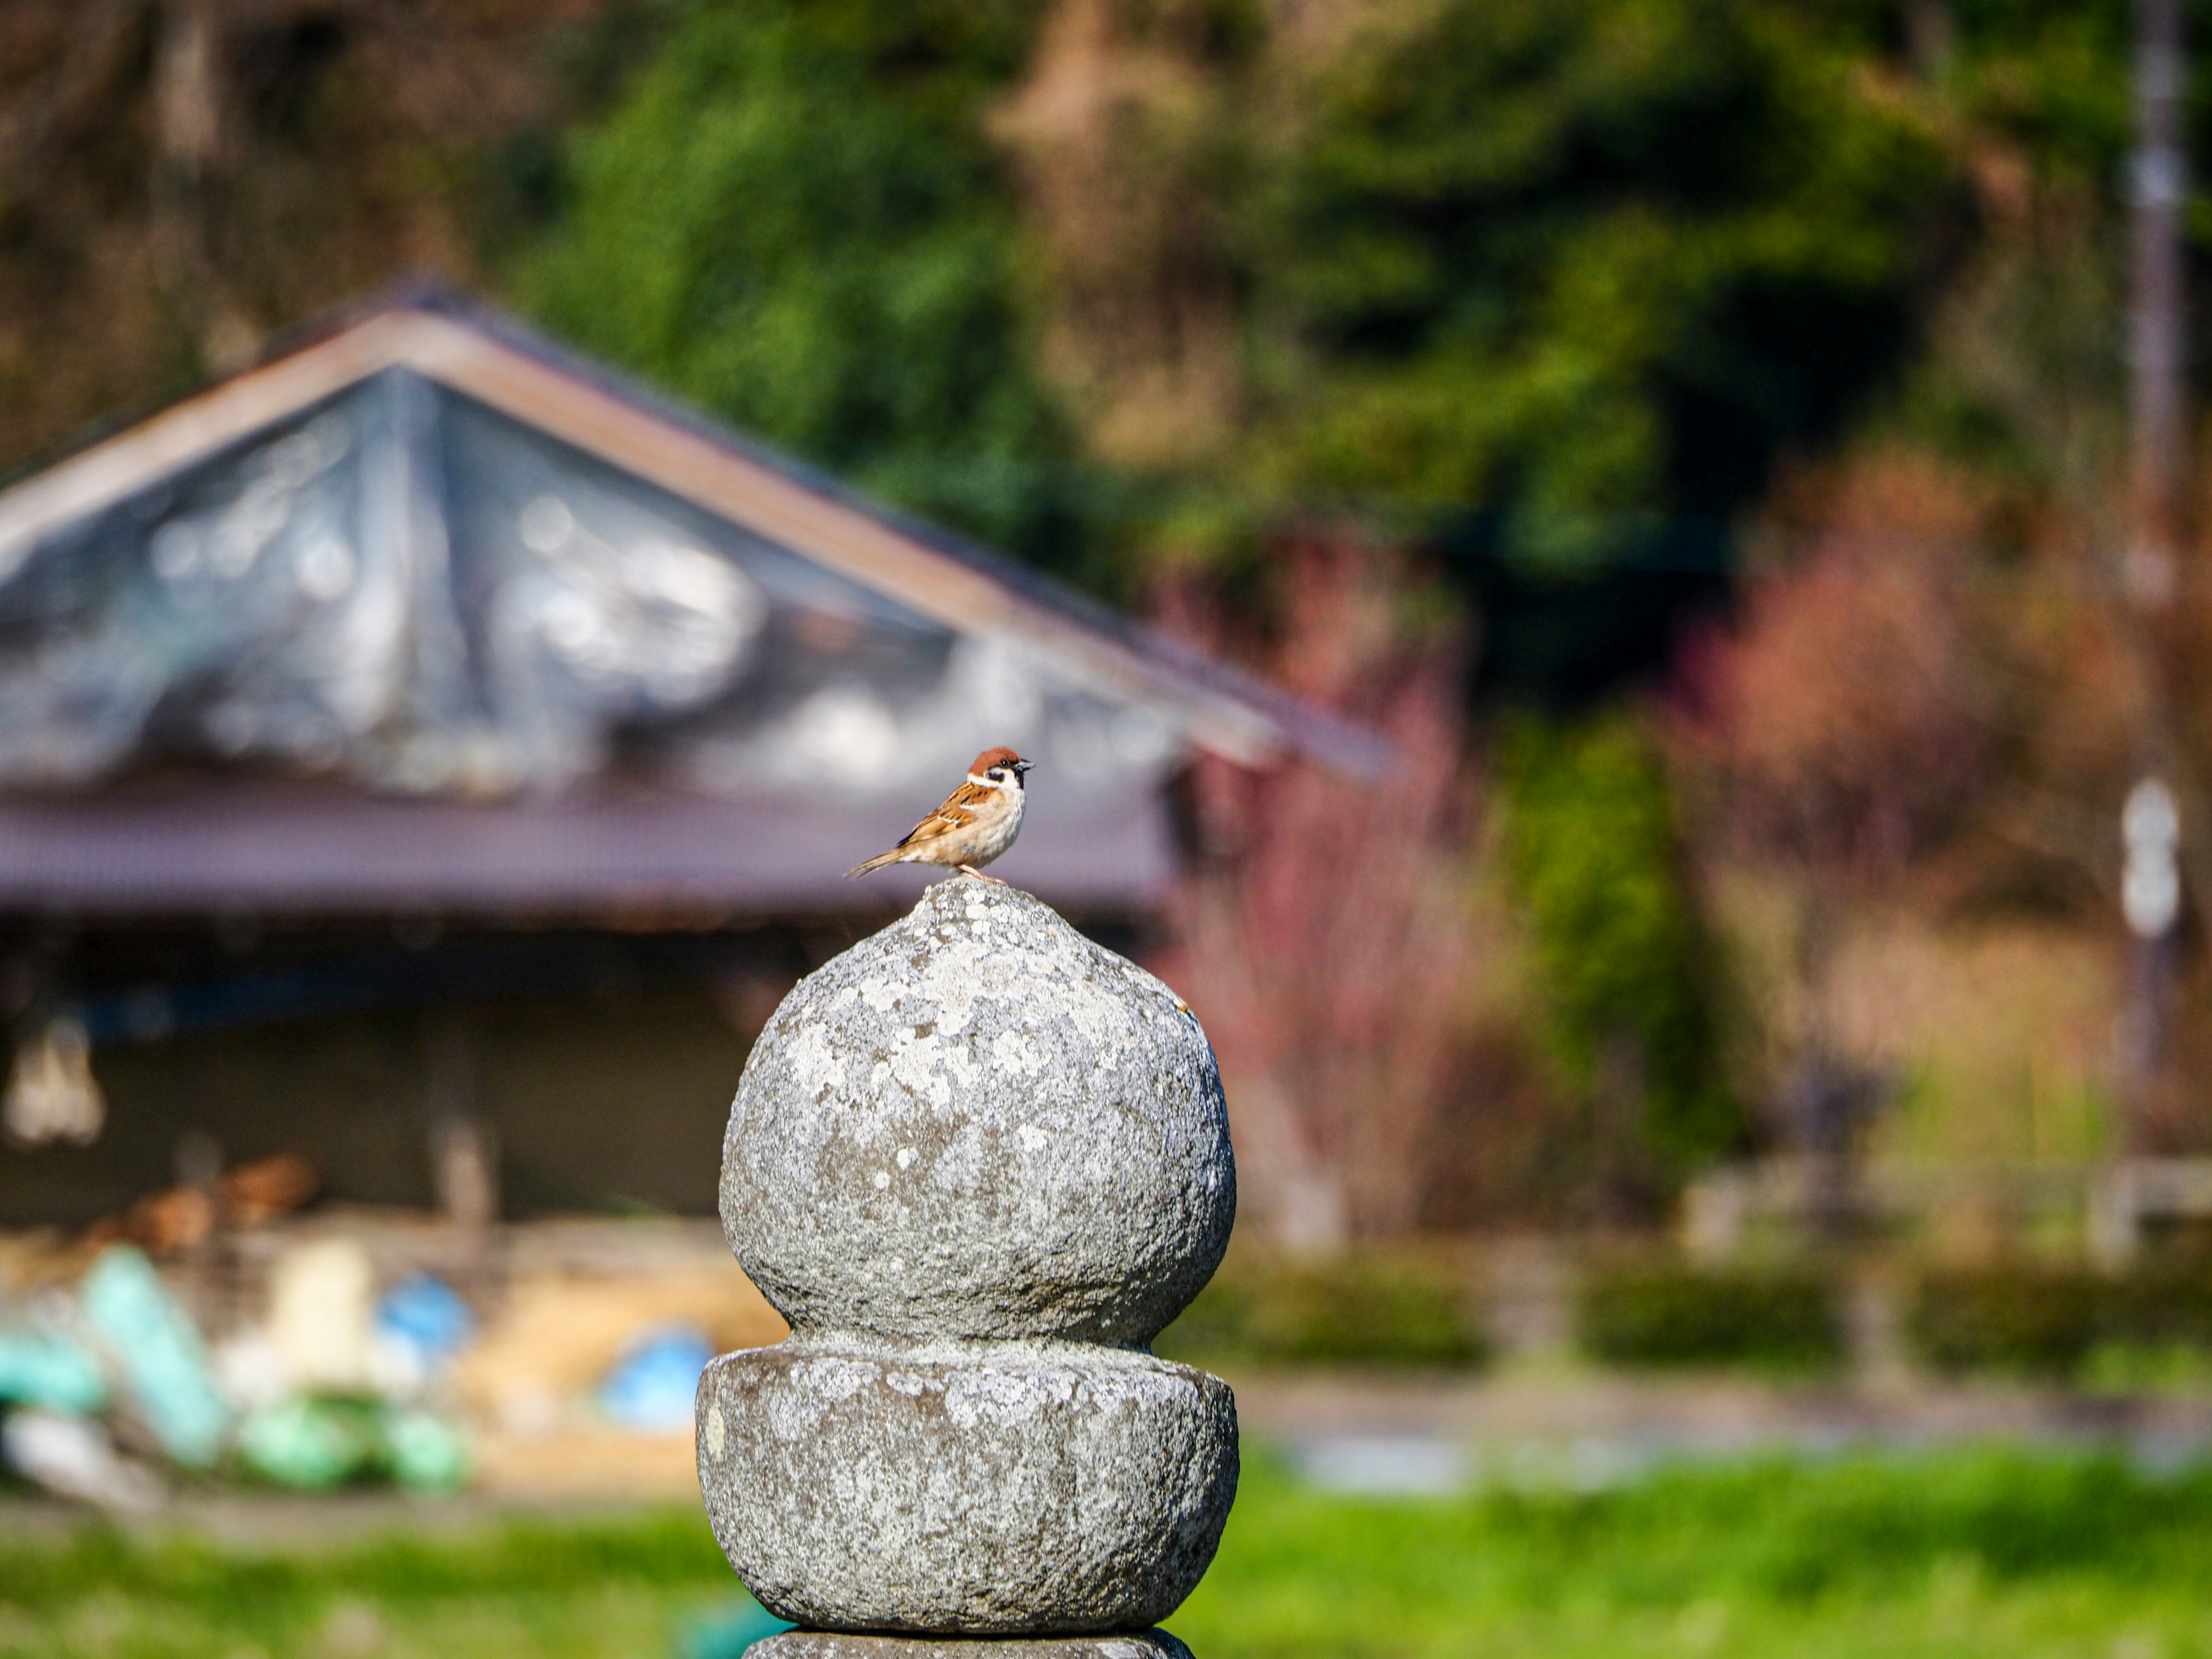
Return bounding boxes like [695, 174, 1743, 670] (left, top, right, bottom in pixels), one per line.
[517, 0, 1091, 576]
[0, 0, 628, 468]
[1147, 531, 1487, 1247]
[1499, 711, 1742, 1217]
[1240, 0, 1951, 572]
[986, 0, 1948, 1228]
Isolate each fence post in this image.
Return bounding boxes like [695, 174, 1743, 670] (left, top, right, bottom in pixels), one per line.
[2089, 1162, 2142, 1269]
[699, 880, 1240, 1657]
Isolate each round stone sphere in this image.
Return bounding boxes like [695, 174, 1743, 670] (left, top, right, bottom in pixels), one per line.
[721, 880, 1234, 1345]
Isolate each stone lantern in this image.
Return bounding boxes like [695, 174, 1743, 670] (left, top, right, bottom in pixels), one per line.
[699, 880, 1239, 1657]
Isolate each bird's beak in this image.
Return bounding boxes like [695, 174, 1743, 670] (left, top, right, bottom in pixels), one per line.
[1014, 759, 1035, 774]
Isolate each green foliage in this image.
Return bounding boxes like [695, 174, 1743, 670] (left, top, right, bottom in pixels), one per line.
[516, 0, 1955, 599]
[0, 1510, 729, 1607]
[1577, 1258, 1843, 1370]
[1845, 4, 2209, 501]
[2104, 1259, 2212, 1345]
[1940, 2, 2134, 176]
[16, 1455, 2212, 1658]
[1910, 1259, 2212, 1378]
[515, 0, 1085, 573]
[1156, 1250, 1487, 1369]
[0, 1509, 738, 1659]
[1244, 0, 1950, 563]
[1908, 1266, 2111, 1377]
[1499, 713, 1743, 1176]
[1177, 1450, 2212, 1656]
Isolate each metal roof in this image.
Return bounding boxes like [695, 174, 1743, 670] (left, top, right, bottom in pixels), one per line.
[0, 291, 1380, 917]
[0, 290, 1384, 778]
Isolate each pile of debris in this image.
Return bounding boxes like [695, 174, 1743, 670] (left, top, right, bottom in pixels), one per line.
[0, 1157, 791, 1509]
[0, 1230, 474, 1511]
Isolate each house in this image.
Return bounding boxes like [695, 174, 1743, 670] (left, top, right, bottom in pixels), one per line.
[0, 290, 1374, 1226]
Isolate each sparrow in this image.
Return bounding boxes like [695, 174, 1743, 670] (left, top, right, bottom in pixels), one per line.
[846, 747, 1035, 883]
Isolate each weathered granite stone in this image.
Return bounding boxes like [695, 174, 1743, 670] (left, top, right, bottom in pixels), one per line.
[701, 878, 1238, 1646]
[720, 880, 1234, 1346]
[698, 1340, 1237, 1633]
[748, 1634, 1193, 1659]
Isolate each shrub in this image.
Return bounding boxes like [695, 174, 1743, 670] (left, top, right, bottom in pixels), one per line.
[1156, 1251, 1486, 1369]
[1909, 1260, 2212, 1378]
[2102, 1261, 2212, 1347]
[1907, 1265, 2103, 1377]
[1577, 1259, 1843, 1370]
[1498, 717, 1745, 1192]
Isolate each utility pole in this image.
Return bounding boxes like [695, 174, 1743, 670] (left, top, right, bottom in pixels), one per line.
[2121, 0, 2188, 1137]
[2133, 0, 2187, 588]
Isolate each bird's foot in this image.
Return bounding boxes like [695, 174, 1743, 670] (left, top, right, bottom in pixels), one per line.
[957, 865, 1008, 884]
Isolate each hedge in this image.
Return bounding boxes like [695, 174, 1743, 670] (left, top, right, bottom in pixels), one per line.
[1909, 1261, 2212, 1377]
[1577, 1260, 1845, 1370]
[1154, 1252, 1487, 1369]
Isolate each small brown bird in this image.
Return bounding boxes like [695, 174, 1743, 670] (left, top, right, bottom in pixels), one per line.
[846, 747, 1034, 883]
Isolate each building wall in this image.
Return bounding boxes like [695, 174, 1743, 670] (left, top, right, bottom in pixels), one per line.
[0, 928, 782, 1226]
[0, 909, 1150, 1230]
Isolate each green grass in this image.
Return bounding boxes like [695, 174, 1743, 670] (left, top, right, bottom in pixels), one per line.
[0, 1510, 741, 1659]
[1174, 1451, 2212, 1657]
[6, 1449, 2212, 1657]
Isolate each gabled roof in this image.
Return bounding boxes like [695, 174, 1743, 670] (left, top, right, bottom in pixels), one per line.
[0, 289, 1384, 779]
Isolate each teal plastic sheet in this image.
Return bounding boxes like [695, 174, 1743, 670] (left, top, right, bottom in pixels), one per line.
[384, 1408, 470, 1493]
[0, 1324, 105, 1414]
[236, 1396, 378, 1490]
[77, 1247, 227, 1468]
[237, 1395, 471, 1492]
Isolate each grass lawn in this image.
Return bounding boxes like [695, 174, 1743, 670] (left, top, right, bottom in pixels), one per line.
[5, 1449, 2212, 1658]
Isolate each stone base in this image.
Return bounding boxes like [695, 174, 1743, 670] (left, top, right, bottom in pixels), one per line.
[700, 1340, 1236, 1632]
[748, 1635, 1192, 1659]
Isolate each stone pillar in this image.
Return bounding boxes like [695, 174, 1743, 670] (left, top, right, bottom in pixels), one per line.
[699, 881, 1238, 1658]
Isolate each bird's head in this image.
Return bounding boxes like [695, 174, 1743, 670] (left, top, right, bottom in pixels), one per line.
[969, 746, 1033, 789]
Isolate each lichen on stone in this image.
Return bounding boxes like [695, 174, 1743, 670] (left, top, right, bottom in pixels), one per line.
[720, 880, 1235, 1346]
[700, 878, 1239, 1642]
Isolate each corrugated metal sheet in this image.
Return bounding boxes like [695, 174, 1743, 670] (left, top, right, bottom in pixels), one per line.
[0, 289, 1378, 916]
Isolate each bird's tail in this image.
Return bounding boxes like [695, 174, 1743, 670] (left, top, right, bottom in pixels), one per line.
[845, 849, 907, 879]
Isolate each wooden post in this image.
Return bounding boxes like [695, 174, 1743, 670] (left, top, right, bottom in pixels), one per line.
[422, 1012, 498, 1302]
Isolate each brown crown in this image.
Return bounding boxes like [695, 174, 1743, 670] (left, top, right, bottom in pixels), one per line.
[971, 746, 1024, 774]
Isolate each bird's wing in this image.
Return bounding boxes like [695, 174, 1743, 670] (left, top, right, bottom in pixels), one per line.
[896, 782, 994, 848]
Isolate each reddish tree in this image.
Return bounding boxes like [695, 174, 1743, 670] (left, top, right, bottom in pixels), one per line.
[1672, 452, 2141, 904]
[1147, 532, 1484, 1247]
[1665, 452, 2158, 1158]
[1672, 457, 1997, 876]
